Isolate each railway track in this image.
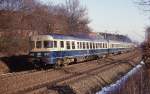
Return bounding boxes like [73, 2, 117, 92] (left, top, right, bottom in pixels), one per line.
[0, 50, 138, 78]
[19, 61, 121, 94]
[1, 60, 114, 94]
[0, 68, 55, 80]
[19, 55, 139, 94]
[0, 50, 141, 94]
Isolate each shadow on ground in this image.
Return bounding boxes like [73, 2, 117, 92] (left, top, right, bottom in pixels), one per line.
[48, 85, 76, 94]
[0, 55, 33, 73]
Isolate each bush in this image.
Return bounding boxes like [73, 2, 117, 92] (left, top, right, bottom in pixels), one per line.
[0, 36, 29, 55]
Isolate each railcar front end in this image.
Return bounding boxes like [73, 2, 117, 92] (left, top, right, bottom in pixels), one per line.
[28, 35, 56, 67]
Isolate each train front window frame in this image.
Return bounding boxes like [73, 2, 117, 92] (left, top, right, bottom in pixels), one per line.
[44, 41, 53, 48]
[36, 41, 42, 48]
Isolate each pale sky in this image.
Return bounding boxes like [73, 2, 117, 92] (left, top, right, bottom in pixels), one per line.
[39, 0, 150, 42]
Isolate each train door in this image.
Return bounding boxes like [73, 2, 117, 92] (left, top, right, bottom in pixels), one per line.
[59, 40, 65, 58]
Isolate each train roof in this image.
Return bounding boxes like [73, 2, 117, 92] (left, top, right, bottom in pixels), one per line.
[48, 34, 107, 42]
[31, 34, 132, 43]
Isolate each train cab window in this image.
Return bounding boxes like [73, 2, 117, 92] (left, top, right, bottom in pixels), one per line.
[36, 41, 42, 48]
[87, 42, 89, 49]
[77, 42, 80, 49]
[66, 41, 70, 49]
[60, 41, 64, 48]
[44, 41, 53, 48]
[72, 41, 75, 49]
[30, 41, 35, 49]
[54, 41, 57, 48]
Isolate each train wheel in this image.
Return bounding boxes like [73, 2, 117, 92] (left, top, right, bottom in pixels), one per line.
[55, 59, 63, 69]
[63, 57, 70, 66]
[34, 63, 42, 70]
[74, 58, 77, 63]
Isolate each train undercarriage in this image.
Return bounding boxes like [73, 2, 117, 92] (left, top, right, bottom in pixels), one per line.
[28, 50, 126, 69]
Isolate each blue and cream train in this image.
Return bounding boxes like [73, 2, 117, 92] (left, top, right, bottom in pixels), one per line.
[29, 34, 134, 67]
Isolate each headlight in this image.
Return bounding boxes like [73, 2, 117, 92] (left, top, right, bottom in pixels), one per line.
[29, 53, 34, 56]
[37, 52, 41, 56]
[44, 53, 50, 56]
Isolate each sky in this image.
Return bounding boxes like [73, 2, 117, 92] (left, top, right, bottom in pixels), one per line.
[40, 0, 150, 42]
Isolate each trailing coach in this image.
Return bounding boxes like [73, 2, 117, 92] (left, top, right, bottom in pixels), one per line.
[28, 34, 134, 67]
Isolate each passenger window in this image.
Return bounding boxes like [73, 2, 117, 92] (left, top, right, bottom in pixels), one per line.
[96, 43, 98, 48]
[36, 41, 42, 48]
[77, 42, 80, 49]
[93, 43, 95, 49]
[66, 41, 70, 49]
[105, 44, 107, 48]
[87, 42, 89, 49]
[44, 41, 53, 48]
[60, 41, 64, 48]
[103, 43, 105, 48]
[100, 43, 102, 48]
[98, 43, 100, 48]
[72, 41, 75, 49]
[97, 43, 99, 48]
[54, 41, 57, 48]
[83, 42, 85, 49]
[80, 42, 82, 49]
[90, 43, 92, 49]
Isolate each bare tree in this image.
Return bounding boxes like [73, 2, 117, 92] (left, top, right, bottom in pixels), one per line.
[0, 0, 23, 10]
[0, 0, 92, 54]
[0, 0, 37, 11]
[137, 0, 150, 11]
[64, 0, 90, 33]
